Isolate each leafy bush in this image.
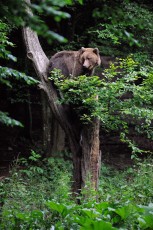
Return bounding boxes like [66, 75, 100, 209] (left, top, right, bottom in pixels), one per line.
[50, 56, 153, 153]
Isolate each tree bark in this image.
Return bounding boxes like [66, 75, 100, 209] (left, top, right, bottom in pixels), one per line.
[41, 92, 52, 156]
[22, 24, 82, 192]
[81, 118, 101, 189]
[22, 0, 101, 195]
[41, 92, 65, 157]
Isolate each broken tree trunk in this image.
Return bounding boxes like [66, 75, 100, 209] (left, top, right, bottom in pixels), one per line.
[81, 118, 101, 189]
[22, 24, 82, 192]
[23, 0, 101, 194]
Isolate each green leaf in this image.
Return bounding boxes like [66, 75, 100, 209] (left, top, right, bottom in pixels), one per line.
[80, 220, 117, 230]
[0, 111, 23, 127]
[0, 66, 39, 85]
[115, 205, 132, 220]
[138, 215, 153, 229]
[81, 208, 101, 219]
[115, 204, 143, 220]
[46, 201, 69, 217]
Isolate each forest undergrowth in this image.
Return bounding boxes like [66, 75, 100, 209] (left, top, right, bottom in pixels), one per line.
[0, 151, 153, 229]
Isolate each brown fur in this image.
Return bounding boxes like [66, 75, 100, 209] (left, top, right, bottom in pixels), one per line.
[48, 47, 101, 78]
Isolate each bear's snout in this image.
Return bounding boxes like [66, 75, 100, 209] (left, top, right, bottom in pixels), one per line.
[83, 59, 90, 69]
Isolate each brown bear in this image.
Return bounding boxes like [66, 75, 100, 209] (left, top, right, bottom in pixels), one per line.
[48, 47, 101, 78]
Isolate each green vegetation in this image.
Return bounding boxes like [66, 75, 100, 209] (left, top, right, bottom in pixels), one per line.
[50, 56, 153, 153]
[0, 20, 38, 127]
[90, 1, 153, 57]
[0, 152, 153, 229]
[0, 0, 74, 43]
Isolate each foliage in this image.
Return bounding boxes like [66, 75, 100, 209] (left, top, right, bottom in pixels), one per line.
[29, 0, 72, 43]
[0, 21, 16, 61]
[0, 151, 72, 229]
[0, 111, 23, 127]
[50, 56, 153, 153]
[88, 1, 153, 58]
[50, 69, 102, 123]
[11, 150, 72, 202]
[0, 21, 39, 86]
[0, 20, 39, 126]
[0, 155, 153, 229]
[45, 200, 153, 230]
[0, 66, 39, 88]
[0, 0, 82, 43]
[99, 158, 153, 205]
[56, 1, 153, 59]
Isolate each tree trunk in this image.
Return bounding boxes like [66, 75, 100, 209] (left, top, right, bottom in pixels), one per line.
[22, 24, 82, 192]
[41, 92, 66, 157]
[81, 118, 101, 189]
[41, 92, 52, 156]
[23, 0, 101, 195]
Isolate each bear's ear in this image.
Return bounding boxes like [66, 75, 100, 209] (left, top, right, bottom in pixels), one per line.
[93, 48, 99, 55]
[80, 47, 86, 53]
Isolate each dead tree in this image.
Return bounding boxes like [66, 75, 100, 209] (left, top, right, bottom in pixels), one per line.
[23, 0, 101, 194]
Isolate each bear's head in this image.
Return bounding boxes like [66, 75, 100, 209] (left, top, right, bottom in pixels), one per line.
[79, 47, 101, 71]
